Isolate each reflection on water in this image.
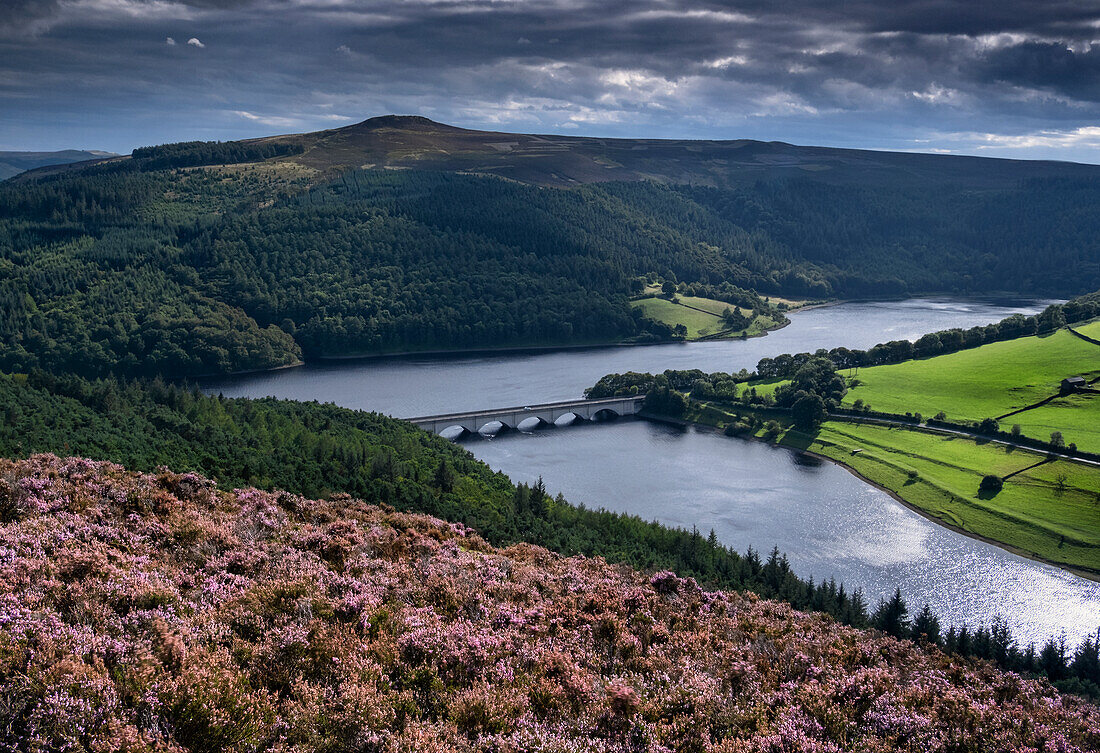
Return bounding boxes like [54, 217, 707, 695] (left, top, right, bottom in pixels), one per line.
[465, 420, 1100, 646]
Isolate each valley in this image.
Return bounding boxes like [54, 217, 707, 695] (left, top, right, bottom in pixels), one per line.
[3, 120, 1100, 735]
[10, 1, 1100, 747]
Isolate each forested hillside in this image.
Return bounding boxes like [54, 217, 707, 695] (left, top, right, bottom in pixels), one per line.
[5, 120, 1100, 378]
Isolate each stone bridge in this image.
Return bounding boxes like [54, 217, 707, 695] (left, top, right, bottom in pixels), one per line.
[406, 396, 645, 436]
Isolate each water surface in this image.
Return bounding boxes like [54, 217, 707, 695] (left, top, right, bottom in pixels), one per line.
[203, 297, 1100, 644]
[204, 297, 1058, 417]
[466, 419, 1100, 647]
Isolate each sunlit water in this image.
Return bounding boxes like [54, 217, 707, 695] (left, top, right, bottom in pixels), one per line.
[203, 297, 1100, 645]
[468, 420, 1099, 647]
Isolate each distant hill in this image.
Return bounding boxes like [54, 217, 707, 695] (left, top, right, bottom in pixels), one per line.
[6, 116, 1100, 378]
[0, 149, 118, 181]
[259, 114, 1100, 189]
[27, 115, 1100, 189]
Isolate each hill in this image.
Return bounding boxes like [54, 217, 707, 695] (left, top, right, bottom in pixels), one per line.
[0, 149, 117, 181]
[254, 114, 1100, 190]
[6, 118, 1100, 377]
[2, 453, 1097, 752]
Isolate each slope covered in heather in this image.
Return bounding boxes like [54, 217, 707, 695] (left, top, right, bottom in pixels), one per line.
[0, 454, 1097, 752]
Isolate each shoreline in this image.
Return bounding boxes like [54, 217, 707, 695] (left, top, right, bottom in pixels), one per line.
[641, 411, 1100, 584]
[212, 311, 802, 373]
[192, 293, 1056, 380]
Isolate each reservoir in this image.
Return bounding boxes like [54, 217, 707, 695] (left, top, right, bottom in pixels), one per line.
[203, 297, 1100, 645]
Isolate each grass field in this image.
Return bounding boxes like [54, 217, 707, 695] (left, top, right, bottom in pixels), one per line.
[1073, 319, 1100, 339]
[791, 422, 1100, 575]
[842, 326, 1100, 451]
[685, 401, 1100, 575]
[631, 295, 784, 340]
[632, 297, 726, 338]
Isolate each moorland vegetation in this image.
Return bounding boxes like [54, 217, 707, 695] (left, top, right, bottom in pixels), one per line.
[2, 454, 1098, 752]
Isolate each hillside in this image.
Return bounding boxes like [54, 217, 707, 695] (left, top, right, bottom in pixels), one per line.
[0, 149, 117, 181]
[2, 453, 1097, 752]
[5, 118, 1100, 378]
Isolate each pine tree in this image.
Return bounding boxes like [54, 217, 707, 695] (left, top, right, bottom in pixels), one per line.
[871, 588, 910, 639]
[911, 604, 942, 646]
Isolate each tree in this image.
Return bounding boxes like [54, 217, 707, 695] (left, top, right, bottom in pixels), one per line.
[912, 604, 942, 645]
[791, 392, 827, 432]
[434, 460, 456, 493]
[1040, 635, 1069, 681]
[775, 357, 846, 407]
[661, 280, 677, 297]
[979, 475, 1003, 494]
[871, 588, 909, 639]
[1011, 424, 1022, 439]
[1050, 431, 1066, 449]
[1036, 304, 1067, 333]
[978, 417, 999, 434]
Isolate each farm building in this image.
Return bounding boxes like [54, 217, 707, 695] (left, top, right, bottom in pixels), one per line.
[1061, 376, 1087, 393]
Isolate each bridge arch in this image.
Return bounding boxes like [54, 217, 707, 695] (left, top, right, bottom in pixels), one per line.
[407, 396, 645, 439]
[476, 419, 512, 435]
[438, 424, 474, 439]
[516, 415, 553, 431]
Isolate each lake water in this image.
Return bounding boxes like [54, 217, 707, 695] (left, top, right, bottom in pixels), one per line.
[203, 297, 1100, 645]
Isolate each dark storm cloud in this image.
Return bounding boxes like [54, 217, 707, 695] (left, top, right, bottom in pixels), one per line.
[978, 41, 1100, 100]
[4, 0, 1100, 159]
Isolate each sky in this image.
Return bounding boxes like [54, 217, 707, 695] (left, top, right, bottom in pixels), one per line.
[4, 0, 1100, 162]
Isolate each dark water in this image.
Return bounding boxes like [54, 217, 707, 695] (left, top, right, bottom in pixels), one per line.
[203, 297, 1100, 644]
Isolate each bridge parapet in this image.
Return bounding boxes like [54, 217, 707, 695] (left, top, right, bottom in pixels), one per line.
[407, 396, 645, 436]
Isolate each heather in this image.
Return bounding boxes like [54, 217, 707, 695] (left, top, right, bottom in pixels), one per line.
[1, 455, 1098, 752]
[0, 371, 859, 619]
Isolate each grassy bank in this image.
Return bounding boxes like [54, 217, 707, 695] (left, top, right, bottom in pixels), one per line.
[631, 293, 787, 339]
[841, 326, 1100, 452]
[680, 402, 1100, 577]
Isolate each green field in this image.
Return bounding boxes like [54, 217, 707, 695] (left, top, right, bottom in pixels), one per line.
[631, 295, 783, 339]
[1074, 319, 1100, 338]
[632, 295, 786, 340]
[786, 421, 1100, 575]
[686, 401, 1100, 575]
[632, 297, 726, 338]
[843, 326, 1100, 451]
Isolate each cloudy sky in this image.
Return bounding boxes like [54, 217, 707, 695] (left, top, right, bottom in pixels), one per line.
[4, 0, 1100, 161]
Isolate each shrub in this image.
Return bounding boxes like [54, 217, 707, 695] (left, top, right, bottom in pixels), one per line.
[979, 475, 1004, 493]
